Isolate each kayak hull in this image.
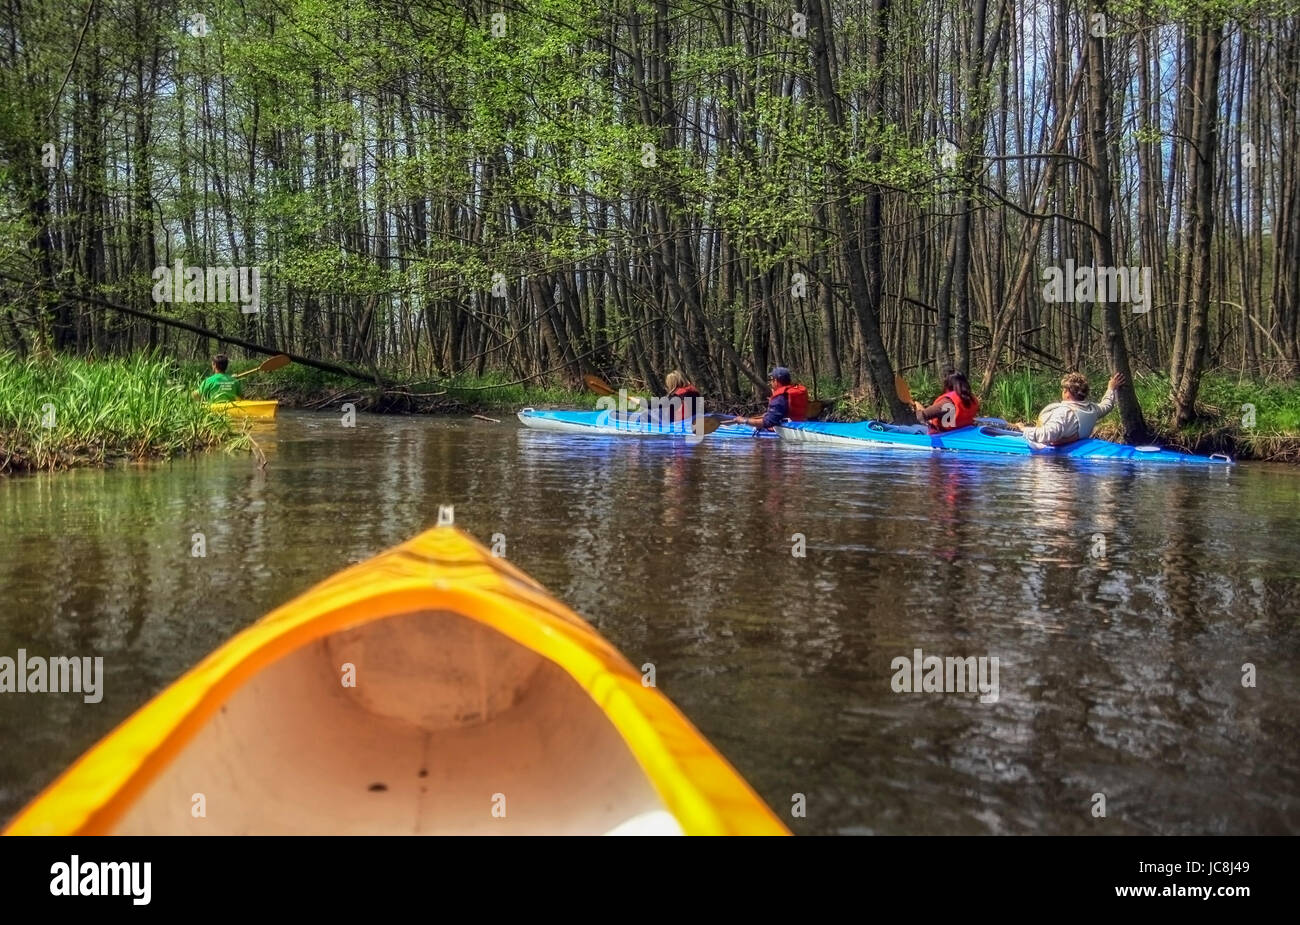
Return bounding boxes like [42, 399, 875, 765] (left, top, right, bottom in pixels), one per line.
[4, 527, 786, 836]
[777, 420, 1232, 465]
[209, 399, 279, 421]
[517, 408, 776, 439]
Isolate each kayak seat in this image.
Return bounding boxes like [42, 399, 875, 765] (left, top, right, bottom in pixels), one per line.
[868, 420, 928, 435]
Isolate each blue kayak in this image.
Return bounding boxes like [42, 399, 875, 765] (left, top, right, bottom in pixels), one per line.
[777, 420, 1232, 465]
[517, 408, 777, 439]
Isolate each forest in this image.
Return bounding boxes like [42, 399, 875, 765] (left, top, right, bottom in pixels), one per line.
[2, 0, 1297, 440]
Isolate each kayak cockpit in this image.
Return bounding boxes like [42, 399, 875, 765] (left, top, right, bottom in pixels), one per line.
[109, 609, 682, 835]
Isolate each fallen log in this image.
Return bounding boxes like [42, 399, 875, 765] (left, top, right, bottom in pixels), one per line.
[1, 276, 391, 387]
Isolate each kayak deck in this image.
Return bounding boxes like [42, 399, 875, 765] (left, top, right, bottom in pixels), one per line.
[209, 399, 279, 421]
[5, 526, 786, 836]
[518, 407, 776, 439]
[778, 420, 1232, 464]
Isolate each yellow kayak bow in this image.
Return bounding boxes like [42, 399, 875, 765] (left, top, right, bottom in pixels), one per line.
[5, 526, 787, 836]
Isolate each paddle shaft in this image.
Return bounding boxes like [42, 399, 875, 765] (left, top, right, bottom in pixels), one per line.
[234, 354, 291, 379]
[584, 373, 643, 408]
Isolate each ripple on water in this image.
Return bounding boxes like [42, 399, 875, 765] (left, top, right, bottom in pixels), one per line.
[0, 413, 1297, 833]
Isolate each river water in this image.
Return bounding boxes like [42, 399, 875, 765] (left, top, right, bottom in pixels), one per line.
[2, 411, 1298, 833]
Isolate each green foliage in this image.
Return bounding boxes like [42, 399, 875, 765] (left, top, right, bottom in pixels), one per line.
[1128, 373, 1300, 434]
[0, 354, 247, 473]
[985, 374, 1053, 423]
[438, 371, 592, 409]
[976, 371, 1300, 433]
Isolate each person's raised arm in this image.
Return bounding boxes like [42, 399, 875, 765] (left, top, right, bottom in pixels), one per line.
[1096, 372, 1126, 416]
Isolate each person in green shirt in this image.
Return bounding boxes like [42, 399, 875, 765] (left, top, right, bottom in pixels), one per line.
[194, 354, 243, 402]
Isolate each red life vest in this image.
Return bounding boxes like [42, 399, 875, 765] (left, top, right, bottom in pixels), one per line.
[669, 385, 701, 421]
[771, 383, 808, 422]
[928, 389, 979, 433]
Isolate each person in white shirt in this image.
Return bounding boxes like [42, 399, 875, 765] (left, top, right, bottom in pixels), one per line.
[1012, 372, 1127, 447]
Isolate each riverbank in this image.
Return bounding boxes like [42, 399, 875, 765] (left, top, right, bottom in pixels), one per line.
[220, 362, 593, 416]
[0, 354, 248, 474]
[12, 354, 1300, 468]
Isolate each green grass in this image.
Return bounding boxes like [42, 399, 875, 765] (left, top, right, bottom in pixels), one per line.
[437, 371, 592, 409]
[0, 353, 248, 474]
[984, 374, 1046, 423]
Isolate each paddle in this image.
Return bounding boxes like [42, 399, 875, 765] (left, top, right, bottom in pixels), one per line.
[235, 354, 291, 379]
[894, 374, 915, 407]
[583, 373, 644, 408]
[582, 372, 616, 395]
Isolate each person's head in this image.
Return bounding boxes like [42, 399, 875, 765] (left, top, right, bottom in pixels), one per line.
[942, 369, 974, 404]
[212, 354, 230, 374]
[665, 369, 685, 392]
[1061, 372, 1089, 402]
[769, 366, 792, 387]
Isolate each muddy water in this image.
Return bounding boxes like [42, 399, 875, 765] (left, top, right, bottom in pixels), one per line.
[2, 412, 1297, 833]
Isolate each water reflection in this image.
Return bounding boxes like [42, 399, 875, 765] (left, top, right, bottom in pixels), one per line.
[1, 415, 1297, 833]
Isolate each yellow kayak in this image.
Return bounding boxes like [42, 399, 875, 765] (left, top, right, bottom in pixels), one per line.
[208, 399, 278, 420]
[4, 526, 787, 835]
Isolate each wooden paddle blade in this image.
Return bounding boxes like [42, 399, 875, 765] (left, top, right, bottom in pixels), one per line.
[234, 354, 291, 379]
[700, 416, 723, 435]
[806, 400, 824, 419]
[894, 374, 914, 405]
[583, 373, 616, 396]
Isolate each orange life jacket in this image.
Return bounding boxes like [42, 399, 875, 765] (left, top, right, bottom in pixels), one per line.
[771, 383, 808, 422]
[669, 385, 701, 421]
[928, 389, 979, 433]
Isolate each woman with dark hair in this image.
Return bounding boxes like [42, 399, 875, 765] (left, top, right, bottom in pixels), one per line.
[913, 370, 980, 433]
